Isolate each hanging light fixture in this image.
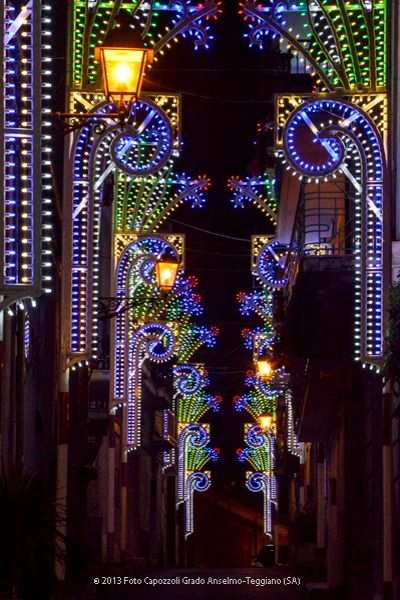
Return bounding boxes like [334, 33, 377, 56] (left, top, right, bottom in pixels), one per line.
[155, 255, 180, 293]
[95, 19, 153, 112]
[258, 413, 273, 431]
[256, 358, 273, 380]
[55, 11, 153, 132]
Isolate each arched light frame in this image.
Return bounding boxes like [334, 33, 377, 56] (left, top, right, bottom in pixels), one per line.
[63, 96, 180, 368]
[111, 234, 183, 410]
[124, 322, 176, 450]
[277, 94, 387, 367]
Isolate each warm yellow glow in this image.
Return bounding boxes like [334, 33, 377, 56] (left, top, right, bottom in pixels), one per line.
[96, 46, 153, 107]
[256, 359, 273, 380]
[112, 63, 136, 86]
[259, 415, 273, 431]
[155, 260, 179, 292]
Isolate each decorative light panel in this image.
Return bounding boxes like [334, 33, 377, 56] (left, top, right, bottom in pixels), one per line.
[237, 424, 276, 535]
[110, 233, 219, 451]
[0, 0, 53, 310]
[177, 422, 218, 537]
[239, 1, 387, 92]
[174, 363, 221, 424]
[175, 323, 219, 363]
[242, 326, 274, 352]
[70, 1, 222, 89]
[252, 237, 289, 288]
[116, 170, 210, 233]
[276, 94, 387, 366]
[237, 289, 275, 323]
[228, 171, 278, 225]
[124, 321, 176, 450]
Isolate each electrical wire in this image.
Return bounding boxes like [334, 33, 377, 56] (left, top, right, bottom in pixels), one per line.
[144, 78, 275, 104]
[169, 217, 251, 242]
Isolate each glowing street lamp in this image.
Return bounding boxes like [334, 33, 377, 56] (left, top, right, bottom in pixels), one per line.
[56, 14, 154, 132]
[95, 44, 153, 111]
[259, 413, 273, 431]
[256, 359, 273, 380]
[155, 256, 180, 293]
[95, 12, 153, 112]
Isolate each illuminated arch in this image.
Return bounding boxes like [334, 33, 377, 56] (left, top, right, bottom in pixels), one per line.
[280, 96, 386, 365]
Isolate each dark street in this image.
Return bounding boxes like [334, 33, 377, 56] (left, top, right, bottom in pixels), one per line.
[0, 3, 399, 600]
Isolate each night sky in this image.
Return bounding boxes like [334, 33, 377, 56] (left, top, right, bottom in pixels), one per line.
[146, 5, 311, 488]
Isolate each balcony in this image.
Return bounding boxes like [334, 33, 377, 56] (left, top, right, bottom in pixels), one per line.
[281, 184, 355, 360]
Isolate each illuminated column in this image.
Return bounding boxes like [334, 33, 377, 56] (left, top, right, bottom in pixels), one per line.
[238, 424, 276, 536]
[0, 0, 53, 310]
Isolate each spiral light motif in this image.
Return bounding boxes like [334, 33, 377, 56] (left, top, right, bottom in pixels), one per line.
[69, 100, 175, 358]
[178, 424, 209, 503]
[125, 322, 176, 449]
[113, 237, 179, 405]
[174, 364, 203, 395]
[188, 470, 211, 493]
[108, 98, 174, 176]
[282, 97, 385, 364]
[246, 471, 272, 535]
[246, 471, 269, 493]
[246, 424, 269, 448]
[185, 471, 211, 537]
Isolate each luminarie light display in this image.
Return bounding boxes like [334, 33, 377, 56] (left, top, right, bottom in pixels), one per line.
[173, 364, 221, 536]
[237, 424, 277, 535]
[239, 1, 386, 92]
[0, 0, 53, 311]
[239, 0, 388, 369]
[229, 171, 278, 225]
[63, 1, 221, 370]
[111, 234, 219, 451]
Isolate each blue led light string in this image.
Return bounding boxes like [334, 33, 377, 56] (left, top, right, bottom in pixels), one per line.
[281, 97, 385, 364]
[126, 322, 175, 450]
[70, 1, 222, 88]
[0, 0, 52, 307]
[228, 172, 278, 225]
[174, 365, 220, 535]
[113, 236, 180, 407]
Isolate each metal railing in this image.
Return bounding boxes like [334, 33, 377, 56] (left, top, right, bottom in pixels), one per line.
[284, 187, 355, 303]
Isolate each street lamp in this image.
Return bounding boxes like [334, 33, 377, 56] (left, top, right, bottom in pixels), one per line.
[96, 14, 154, 114]
[55, 13, 153, 131]
[258, 413, 273, 431]
[98, 253, 181, 320]
[256, 358, 273, 380]
[95, 45, 153, 112]
[155, 255, 180, 293]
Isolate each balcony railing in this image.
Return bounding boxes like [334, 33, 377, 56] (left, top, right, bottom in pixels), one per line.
[284, 187, 355, 303]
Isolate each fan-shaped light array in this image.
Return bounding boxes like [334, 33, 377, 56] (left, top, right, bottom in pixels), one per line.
[174, 365, 220, 536]
[71, 0, 222, 88]
[239, 1, 386, 92]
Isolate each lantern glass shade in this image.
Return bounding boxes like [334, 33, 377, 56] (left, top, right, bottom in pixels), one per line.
[155, 259, 179, 292]
[96, 46, 153, 107]
[259, 414, 273, 431]
[256, 359, 273, 380]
